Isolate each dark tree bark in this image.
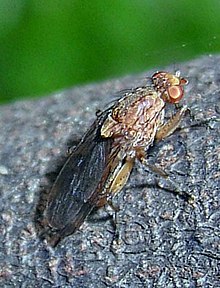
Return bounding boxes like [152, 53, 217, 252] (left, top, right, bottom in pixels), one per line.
[0, 55, 219, 287]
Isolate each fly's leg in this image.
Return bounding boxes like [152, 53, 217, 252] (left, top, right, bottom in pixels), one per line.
[155, 105, 188, 141]
[157, 177, 195, 204]
[140, 157, 168, 177]
[96, 196, 121, 247]
[106, 158, 134, 240]
[141, 156, 194, 204]
[156, 105, 195, 203]
[96, 155, 135, 207]
[137, 148, 168, 177]
[138, 106, 188, 177]
[155, 105, 194, 202]
[106, 198, 121, 247]
[109, 156, 135, 194]
[96, 156, 135, 247]
[137, 106, 194, 203]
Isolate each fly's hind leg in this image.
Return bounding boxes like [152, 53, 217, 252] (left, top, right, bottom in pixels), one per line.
[109, 156, 135, 195]
[97, 156, 135, 247]
[96, 155, 135, 208]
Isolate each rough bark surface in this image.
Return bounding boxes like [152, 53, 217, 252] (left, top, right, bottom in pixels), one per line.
[0, 55, 219, 287]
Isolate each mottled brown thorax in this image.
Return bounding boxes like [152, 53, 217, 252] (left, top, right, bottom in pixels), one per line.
[101, 87, 165, 155]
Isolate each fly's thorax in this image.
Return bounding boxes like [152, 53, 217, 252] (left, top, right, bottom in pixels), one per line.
[112, 87, 158, 122]
[101, 87, 165, 149]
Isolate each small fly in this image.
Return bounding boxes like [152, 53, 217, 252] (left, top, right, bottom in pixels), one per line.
[43, 71, 188, 246]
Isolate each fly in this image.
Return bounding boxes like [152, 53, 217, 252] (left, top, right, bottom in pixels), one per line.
[43, 71, 188, 246]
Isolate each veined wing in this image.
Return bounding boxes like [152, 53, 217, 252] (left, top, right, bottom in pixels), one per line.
[44, 112, 113, 244]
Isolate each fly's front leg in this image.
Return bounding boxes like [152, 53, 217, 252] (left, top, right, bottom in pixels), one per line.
[156, 105, 188, 141]
[155, 105, 194, 203]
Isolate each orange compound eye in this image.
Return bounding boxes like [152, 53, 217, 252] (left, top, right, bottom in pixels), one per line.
[180, 78, 188, 86]
[167, 85, 184, 103]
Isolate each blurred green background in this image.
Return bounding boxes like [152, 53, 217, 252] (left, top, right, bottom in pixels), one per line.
[0, 0, 220, 104]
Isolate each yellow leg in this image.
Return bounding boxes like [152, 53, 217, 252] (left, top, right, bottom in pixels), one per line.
[140, 157, 168, 177]
[156, 105, 188, 141]
[96, 156, 134, 207]
[109, 157, 135, 194]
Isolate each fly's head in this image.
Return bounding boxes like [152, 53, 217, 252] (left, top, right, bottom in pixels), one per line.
[152, 71, 188, 104]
